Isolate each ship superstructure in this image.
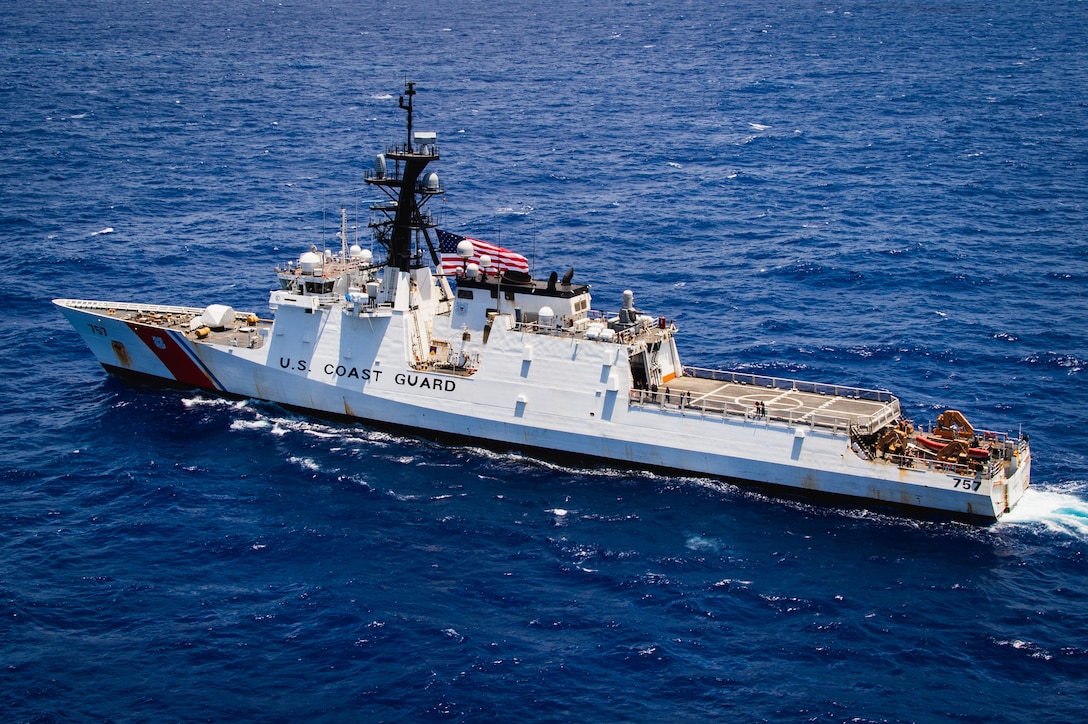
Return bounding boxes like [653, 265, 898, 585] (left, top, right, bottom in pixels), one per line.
[55, 83, 1030, 522]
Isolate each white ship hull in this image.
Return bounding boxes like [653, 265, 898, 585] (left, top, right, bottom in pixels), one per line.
[55, 293, 1030, 523]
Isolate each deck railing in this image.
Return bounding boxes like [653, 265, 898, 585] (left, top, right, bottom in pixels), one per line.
[682, 366, 896, 403]
[57, 299, 206, 316]
[880, 449, 1017, 482]
[628, 389, 890, 435]
[628, 367, 900, 436]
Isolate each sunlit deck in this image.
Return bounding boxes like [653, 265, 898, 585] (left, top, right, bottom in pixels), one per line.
[630, 367, 900, 435]
[55, 299, 271, 350]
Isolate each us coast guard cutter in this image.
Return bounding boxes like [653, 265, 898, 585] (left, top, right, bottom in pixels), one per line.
[55, 83, 1030, 522]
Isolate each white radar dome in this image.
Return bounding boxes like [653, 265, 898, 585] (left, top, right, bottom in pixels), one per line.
[456, 239, 475, 259]
[202, 304, 235, 329]
[299, 250, 322, 274]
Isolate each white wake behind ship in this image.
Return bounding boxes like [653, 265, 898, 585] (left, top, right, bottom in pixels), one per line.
[56, 83, 1030, 523]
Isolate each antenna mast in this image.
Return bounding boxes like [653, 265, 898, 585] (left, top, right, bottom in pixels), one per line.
[366, 82, 443, 271]
[399, 82, 415, 149]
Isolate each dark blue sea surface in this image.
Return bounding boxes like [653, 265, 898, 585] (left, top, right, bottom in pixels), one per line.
[3, 0, 1088, 721]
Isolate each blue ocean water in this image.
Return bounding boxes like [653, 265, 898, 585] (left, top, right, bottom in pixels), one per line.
[3, 0, 1088, 720]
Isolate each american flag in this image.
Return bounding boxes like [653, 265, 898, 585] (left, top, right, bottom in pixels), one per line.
[437, 229, 529, 276]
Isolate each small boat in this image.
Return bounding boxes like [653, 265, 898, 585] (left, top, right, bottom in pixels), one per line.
[914, 433, 993, 460]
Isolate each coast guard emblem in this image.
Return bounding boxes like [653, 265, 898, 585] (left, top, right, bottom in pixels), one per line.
[153, 336, 166, 350]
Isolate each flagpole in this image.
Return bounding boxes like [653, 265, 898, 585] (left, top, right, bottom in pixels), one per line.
[495, 231, 502, 303]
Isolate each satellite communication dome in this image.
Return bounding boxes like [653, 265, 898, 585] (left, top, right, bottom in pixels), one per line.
[299, 250, 322, 274]
[202, 304, 235, 329]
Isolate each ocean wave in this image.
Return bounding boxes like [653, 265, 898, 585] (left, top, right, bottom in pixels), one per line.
[991, 637, 1055, 662]
[287, 455, 321, 472]
[1020, 352, 1085, 374]
[229, 419, 270, 431]
[999, 485, 1088, 540]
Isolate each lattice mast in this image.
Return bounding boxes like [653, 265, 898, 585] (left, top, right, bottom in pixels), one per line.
[365, 82, 444, 271]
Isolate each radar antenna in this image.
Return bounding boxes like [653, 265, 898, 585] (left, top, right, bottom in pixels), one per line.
[399, 82, 415, 149]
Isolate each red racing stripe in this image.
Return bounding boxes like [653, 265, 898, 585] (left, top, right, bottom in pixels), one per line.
[127, 323, 221, 390]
